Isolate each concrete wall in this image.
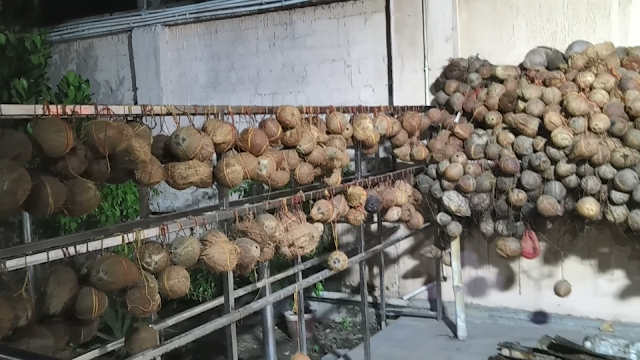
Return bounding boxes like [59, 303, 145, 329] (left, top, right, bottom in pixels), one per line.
[47, 0, 640, 323]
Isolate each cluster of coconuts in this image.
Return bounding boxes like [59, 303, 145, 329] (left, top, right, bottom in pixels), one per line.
[415, 40, 640, 299]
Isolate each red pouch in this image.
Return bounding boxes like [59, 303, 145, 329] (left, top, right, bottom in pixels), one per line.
[520, 229, 541, 260]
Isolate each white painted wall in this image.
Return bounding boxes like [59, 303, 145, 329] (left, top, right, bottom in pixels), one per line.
[47, 0, 640, 323]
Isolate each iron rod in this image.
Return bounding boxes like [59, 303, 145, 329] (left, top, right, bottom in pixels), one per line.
[20, 212, 36, 302]
[125, 223, 428, 360]
[217, 153, 238, 360]
[1, 165, 422, 267]
[260, 263, 277, 360]
[295, 256, 307, 354]
[354, 144, 371, 360]
[450, 235, 467, 340]
[0, 104, 431, 118]
[376, 150, 387, 330]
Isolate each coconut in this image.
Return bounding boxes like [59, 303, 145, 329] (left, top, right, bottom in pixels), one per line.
[293, 162, 315, 185]
[495, 237, 522, 259]
[126, 283, 161, 317]
[31, 117, 74, 158]
[327, 251, 349, 272]
[346, 186, 367, 208]
[254, 154, 277, 185]
[165, 159, 213, 189]
[279, 222, 322, 258]
[441, 190, 471, 217]
[7, 293, 33, 328]
[400, 111, 422, 136]
[259, 117, 283, 144]
[201, 237, 240, 272]
[9, 325, 56, 355]
[74, 286, 108, 321]
[167, 236, 200, 269]
[553, 279, 572, 298]
[138, 242, 171, 274]
[0, 297, 14, 339]
[276, 105, 302, 129]
[40, 319, 69, 355]
[134, 156, 165, 187]
[310, 199, 335, 222]
[125, 324, 159, 355]
[90, 254, 142, 292]
[22, 175, 66, 217]
[42, 265, 78, 316]
[157, 265, 190, 299]
[151, 134, 174, 163]
[576, 196, 601, 220]
[83, 120, 133, 156]
[346, 207, 367, 226]
[63, 178, 101, 217]
[202, 119, 237, 153]
[234, 238, 261, 273]
[49, 142, 89, 179]
[237, 128, 270, 157]
[0, 160, 30, 212]
[323, 168, 342, 187]
[81, 157, 111, 183]
[0, 129, 31, 163]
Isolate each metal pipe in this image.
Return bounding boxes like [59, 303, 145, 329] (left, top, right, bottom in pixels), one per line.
[376, 150, 386, 329]
[20, 212, 36, 301]
[450, 235, 467, 340]
[125, 223, 428, 360]
[421, 0, 430, 105]
[354, 144, 371, 360]
[1, 165, 420, 266]
[260, 264, 277, 360]
[308, 290, 435, 312]
[401, 281, 437, 301]
[295, 257, 307, 354]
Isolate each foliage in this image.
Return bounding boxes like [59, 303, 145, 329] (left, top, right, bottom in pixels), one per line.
[99, 295, 132, 342]
[188, 268, 220, 303]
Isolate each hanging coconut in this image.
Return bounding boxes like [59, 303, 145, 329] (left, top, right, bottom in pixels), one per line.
[42, 265, 78, 316]
[23, 175, 66, 217]
[49, 142, 90, 179]
[237, 128, 270, 157]
[259, 117, 284, 144]
[276, 105, 302, 129]
[0, 129, 32, 163]
[294, 162, 315, 185]
[40, 319, 69, 355]
[168, 127, 204, 161]
[8, 325, 56, 356]
[63, 178, 101, 217]
[346, 207, 367, 226]
[126, 283, 161, 318]
[75, 286, 108, 321]
[326, 112, 349, 135]
[83, 120, 133, 156]
[495, 237, 522, 259]
[0, 160, 31, 212]
[213, 155, 244, 188]
[8, 293, 33, 328]
[31, 117, 74, 158]
[553, 279, 572, 298]
[125, 133, 153, 164]
[90, 254, 142, 292]
[0, 297, 14, 339]
[157, 265, 190, 300]
[235, 238, 261, 271]
[81, 157, 111, 183]
[170, 236, 201, 269]
[201, 237, 240, 272]
[134, 155, 165, 187]
[151, 134, 175, 163]
[310, 199, 335, 222]
[166, 159, 213, 190]
[124, 324, 159, 355]
[138, 242, 171, 274]
[202, 119, 238, 153]
[327, 251, 349, 271]
[128, 122, 153, 144]
[346, 186, 367, 208]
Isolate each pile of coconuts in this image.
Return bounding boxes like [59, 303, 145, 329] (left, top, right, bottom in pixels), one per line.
[417, 40, 640, 298]
[0, 119, 166, 220]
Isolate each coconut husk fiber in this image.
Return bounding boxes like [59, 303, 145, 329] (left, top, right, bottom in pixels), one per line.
[279, 222, 322, 259]
[134, 156, 165, 187]
[213, 154, 244, 188]
[83, 120, 133, 157]
[255, 213, 285, 241]
[157, 265, 190, 299]
[63, 178, 101, 217]
[128, 122, 153, 145]
[81, 157, 111, 183]
[294, 162, 315, 185]
[30, 117, 74, 158]
[195, 130, 216, 162]
[201, 236, 240, 273]
[234, 238, 261, 270]
[236, 217, 272, 247]
[106, 152, 135, 184]
[90, 254, 142, 292]
[0, 160, 31, 212]
[168, 127, 204, 161]
[125, 324, 159, 355]
[125, 134, 153, 164]
[165, 159, 213, 190]
[23, 175, 66, 217]
[0, 129, 32, 163]
[170, 236, 201, 269]
[9, 325, 56, 356]
[49, 141, 89, 179]
[75, 286, 108, 321]
[68, 318, 100, 344]
[0, 297, 14, 339]
[138, 242, 171, 274]
[126, 283, 161, 318]
[201, 119, 238, 153]
[42, 265, 78, 316]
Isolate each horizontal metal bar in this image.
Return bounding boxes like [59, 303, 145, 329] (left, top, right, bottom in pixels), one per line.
[2, 165, 422, 271]
[72, 226, 399, 360]
[0, 344, 60, 360]
[0, 104, 431, 118]
[125, 223, 430, 360]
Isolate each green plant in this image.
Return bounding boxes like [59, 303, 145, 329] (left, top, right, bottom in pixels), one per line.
[100, 296, 132, 341]
[188, 268, 220, 302]
[313, 281, 324, 298]
[340, 317, 352, 331]
[54, 70, 92, 105]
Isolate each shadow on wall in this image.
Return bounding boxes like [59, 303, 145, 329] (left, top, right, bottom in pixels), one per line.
[49, 34, 134, 104]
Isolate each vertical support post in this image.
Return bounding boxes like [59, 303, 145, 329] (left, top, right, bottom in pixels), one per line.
[375, 150, 386, 329]
[355, 143, 371, 360]
[217, 153, 238, 360]
[450, 235, 466, 340]
[295, 256, 307, 354]
[260, 263, 277, 360]
[435, 252, 443, 322]
[20, 212, 36, 301]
